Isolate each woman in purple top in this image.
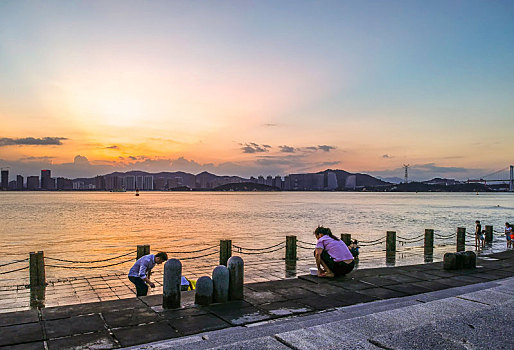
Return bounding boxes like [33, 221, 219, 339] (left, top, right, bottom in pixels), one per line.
[314, 226, 354, 278]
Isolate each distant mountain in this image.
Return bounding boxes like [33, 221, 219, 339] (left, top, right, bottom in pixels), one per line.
[376, 176, 404, 184]
[422, 178, 462, 185]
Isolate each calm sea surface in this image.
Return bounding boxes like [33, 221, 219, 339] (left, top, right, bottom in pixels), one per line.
[1, 192, 512, 281]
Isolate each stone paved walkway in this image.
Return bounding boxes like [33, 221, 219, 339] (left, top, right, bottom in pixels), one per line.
[1, 250, 513, 349]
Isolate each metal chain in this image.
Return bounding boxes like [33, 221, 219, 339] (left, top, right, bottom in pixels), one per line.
[0, 258, 29, 268]
[46, 258, 135, 269]
[45, 250, 136, 264]
[233, 241, 285, 251]
[0, 266, 29, 275]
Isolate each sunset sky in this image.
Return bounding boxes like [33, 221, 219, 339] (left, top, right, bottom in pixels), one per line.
[1, 1, 513, 180]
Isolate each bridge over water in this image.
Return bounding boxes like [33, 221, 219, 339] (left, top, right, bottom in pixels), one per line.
[467, 165, 514, 191]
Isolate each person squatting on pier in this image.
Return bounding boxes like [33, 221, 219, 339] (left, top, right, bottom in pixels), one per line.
[314, 226, 354, 278]
[128, 252, 168, 296]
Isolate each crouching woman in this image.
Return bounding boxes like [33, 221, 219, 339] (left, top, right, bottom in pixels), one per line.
[314, 226, 354, 278]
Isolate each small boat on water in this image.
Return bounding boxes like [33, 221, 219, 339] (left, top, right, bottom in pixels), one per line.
[135, 189, 140, 196]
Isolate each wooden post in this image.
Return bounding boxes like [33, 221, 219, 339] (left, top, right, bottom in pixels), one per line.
[457, 227, 466, 252]
[424, 229, 434, 256]
[219, 240, 232, 266]
[30, 251, 45, 287]
[485, 225, 493, 242]
[340, 233, 352, 246]
[386, 231, 396, 253]
[285, 235, 297, 261]
[136, 245, 150, 260]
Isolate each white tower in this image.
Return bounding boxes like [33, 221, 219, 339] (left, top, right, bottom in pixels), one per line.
[403, 164, 410, 184]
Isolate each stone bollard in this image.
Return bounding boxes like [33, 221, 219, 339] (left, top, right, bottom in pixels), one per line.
[463, 251, 477, 268]
[136, 245, 150, 260]
[386, 231, 396, 253]
[219, 240, 232, 266]
[195, 276, 213, 306]
[424, 229, 434, 257]
[444, 251, 476, 270]
[341, 233, 352, 246]
[285, 235, 297, 261]
[29, 251, 46, 287]
[163, 259, 181, 309]
[212, 265, 229, 303]
[227, 256, 244, 300]
[485, 225, 493, 243]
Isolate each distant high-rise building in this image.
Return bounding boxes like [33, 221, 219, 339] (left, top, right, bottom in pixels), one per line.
[345, 175, 357, 189]
[257, 176, 265, 185]
[16, 175, 24, 190]
[143, 176, 154, 190]
[154, 177, 166, 190]
[1, 169, 8, 190]
[27, 176, 39, 190]
[136, 176, 143, 190]
[124, 176, 135, 190]
[273, 176, 282, 189]
[41, 169, 53, 190]
[95, 176, 105, 190]
[56, 177, 73, 190]
[313, 174, 324, 190]
[325, 172, 338, 190]
[8, 180, 17, 190]
[266, 176, 273, 186]
[105, 176, 121, 190]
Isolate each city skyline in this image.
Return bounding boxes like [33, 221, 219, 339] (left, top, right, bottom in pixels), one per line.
[1, 1, 513, 181]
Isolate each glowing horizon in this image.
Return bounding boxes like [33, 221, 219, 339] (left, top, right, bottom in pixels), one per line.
[1, 1, 513, 180]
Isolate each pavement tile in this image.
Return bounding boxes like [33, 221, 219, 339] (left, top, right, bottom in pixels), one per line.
[0, 309, 39, 327]
[296, 282, 347, 296]
[258, 300, 313, 316]
[112, 321, 179, 347]
[44, 313, 105, 339]
[0, 322, 43, 347]
[412, 280, 452, 292]
[160, 306, 210, 320]
[272, 287, 318, 300]
[243, 289, 288, 305]
[354, 287, 408, 300]
[139, 294, 162, 307]
[327, 280, 374, 291]
[209, 305, 272, 326]
[47, 331, 117, 350]
[169, 313, 230, 336]
[457, 289, 513, 306]
[370, 323, 468, 350]
[275, 323, 376, 350]
[383, 283, 432, 295]
[357, 276, 400, 287]
[103, 307, 160, 328]
[0, 341, 45, 350]
[384, 273, 424, 283]
[209, 336, 292, 350]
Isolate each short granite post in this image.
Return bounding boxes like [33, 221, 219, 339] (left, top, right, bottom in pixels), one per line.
[340, 233, 352, 246]
[212, 265, 229, 303]
[457, 227, 466, 252]
[195, 276, 213, 306]
[137, 245, 150, 260]
[485, 225, 493, 242]
[463, 251, 477, 268]
[424, 229, 434, 256]
[29, 251, 45, 287]
[444, 251, 476, 270]
[386, 231, 396, 253]
[163, 259, 181, 309]
[285, 235, 297, 261]
[219, 240, 232, 266]
[227, 256, 244, 300]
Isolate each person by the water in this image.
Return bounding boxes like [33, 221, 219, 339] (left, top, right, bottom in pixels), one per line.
[314, 226, 354, 278]
[506, 222, 512, 249]
[475, 220, 483, 250]
[349, 239, 360, 258]
[128, 252, 168, 296]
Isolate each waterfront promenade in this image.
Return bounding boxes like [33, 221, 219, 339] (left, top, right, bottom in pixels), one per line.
[1, 250, 513, 349]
